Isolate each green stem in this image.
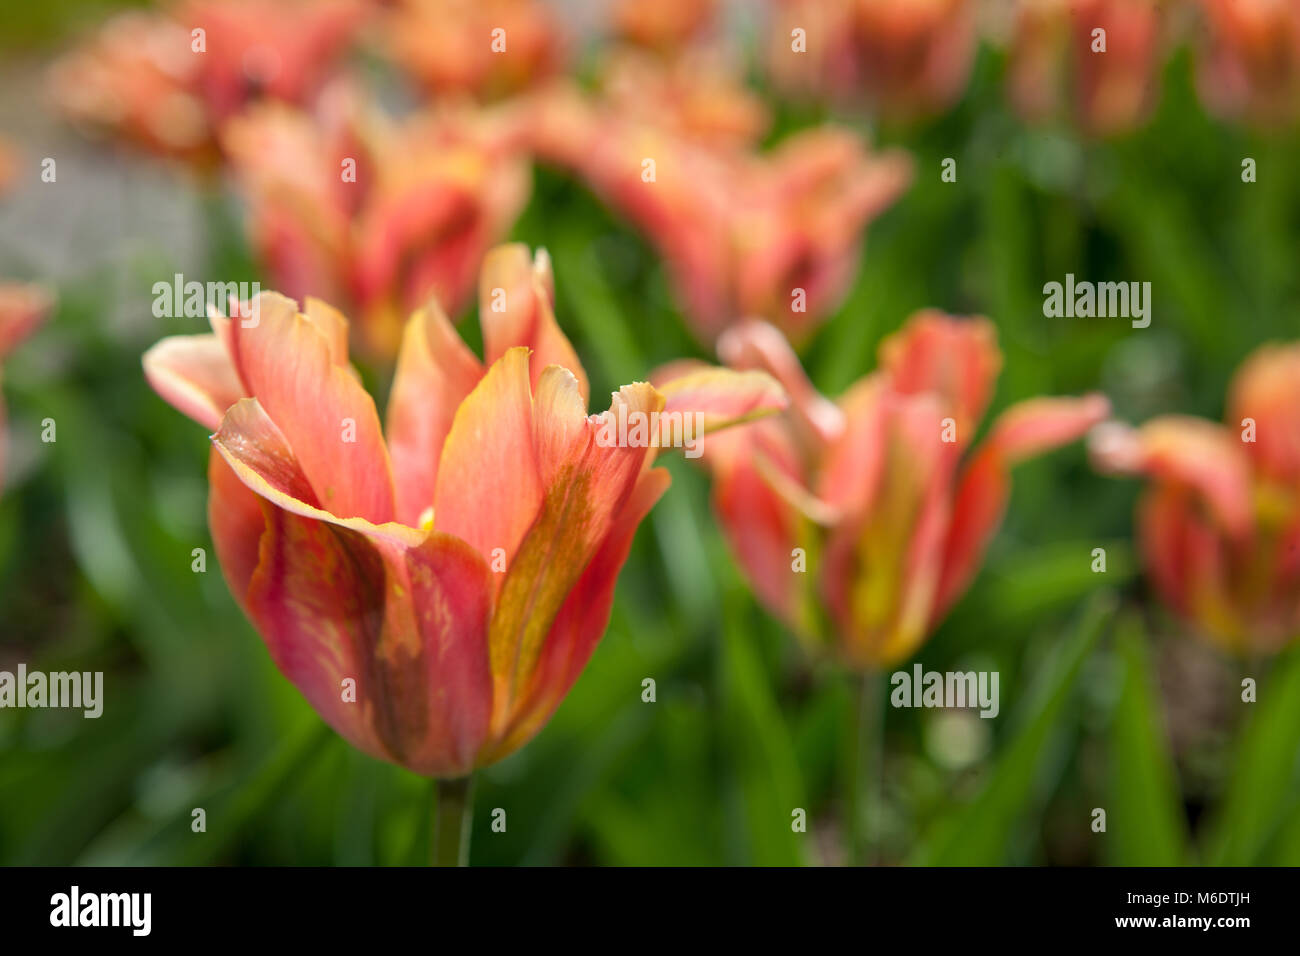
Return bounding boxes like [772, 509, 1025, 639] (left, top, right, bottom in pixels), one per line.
[845, 670, 884, 866]
[431, 775, 475, 867]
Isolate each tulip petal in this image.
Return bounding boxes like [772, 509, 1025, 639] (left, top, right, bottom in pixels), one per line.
[231, 291, 396, 523]
[0, 282, 53, 358]
[1090, 415, 1254, 539]
[716, 318, 844, 446]
[143, 334, 245, 430]
[432, 346, 543, 566]
[386, 301, 484, 525]
[1227, 342, 1300, 484]
[479, 244, 588, 401]
[483, 466, 671, 763]
[932, 393, 1111, 624]
[653, 365, 788, 449]
[213, 398, 424, 549]
[207, 448, 266, 615]
[877, 310, 1001, 443]
[488, 382, 662, 730]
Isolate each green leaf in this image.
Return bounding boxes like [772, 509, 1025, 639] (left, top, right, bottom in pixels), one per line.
[910, 592, 1115, 865]
[1203, 642, 1300, 865]
[1105, 613, 1189, 865]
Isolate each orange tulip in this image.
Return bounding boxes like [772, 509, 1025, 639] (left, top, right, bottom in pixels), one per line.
[1006, 0, 1164, 137]
[222, 89, 531, 358]
[143, 244, 784, 776]
[0, 284, 54, 494]
[1196, 0, 1300, 125]
[767, 0, 978, 119]
[528, 89, 910, 346]
[661, 312, 1109, 669]
[611, 0, 720, 54]
[49, 0, 366, 167]
[1090, 343, 1300, 654]
[380, 0, 561, 101]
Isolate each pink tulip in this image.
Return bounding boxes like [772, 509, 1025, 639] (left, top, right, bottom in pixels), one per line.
[1006, 0, 1164, 137]
[528, 90, 910, 346]
[1091, 342, 1300, 654]
[767, 0, 978, 119]
[0, 284, 54, 494]
[49, 1, 366, 167]
[143, 244, 784, 776]
[1196, 0, 1300, 125]
[222, 90, 532, 358]
[661, 312, 1109, 669]
[381, 0, 561, 101]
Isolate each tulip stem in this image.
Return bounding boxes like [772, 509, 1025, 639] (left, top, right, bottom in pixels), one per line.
[431, 775, 475, 867]
[846, 670, 884, 866]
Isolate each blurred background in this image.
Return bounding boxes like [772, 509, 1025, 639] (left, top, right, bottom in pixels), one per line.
[1, 0, 1299, 866]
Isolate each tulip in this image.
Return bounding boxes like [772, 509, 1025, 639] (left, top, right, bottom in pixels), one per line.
[1196, 0, 1300, 125]
[222, 90, 531, 358]
[0, 284, 54, 494]
[612, 0, 720, 54]
[766, 0, 978, 119]
[528, 95, 910, 346]
[1090, 342, 1300, 654]
[663, 312, 1110, 670]
[381, 0, 561, 101]
[49, 1, 366, 167]
[142, 244, 784, 785]
[1006, 0, 1164, 137]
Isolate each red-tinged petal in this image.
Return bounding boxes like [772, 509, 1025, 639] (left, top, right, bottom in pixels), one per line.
[823, 391, 960, 668]
[1226, 342, 1300, 485]
[142, 335, 245, 430]
[930, 445, 1007, 626]
[532, 364, 588, 486]
[984, 393, 1112, 464]
[219, 396, 493, 775]
[1090, 415, 1254, 539]
[244, 506, 394, 767]
[400, 532, 495, 775]
[819, 376, 889, 520]
[478, 244, 588, 401]
[653, 365, 788, 453]
[433, 346, 543, 565]
[487, 382, 662, 732]
[386, 301, 484, 525]
[709, 421, 816, 630]
[931, 393, 1110, 624]
[213, 398, 424, 550]
[482, 466, 671, 764]
[717, 318, 844, 447]
[231, 291, 397, 523]
[877, 310, 1002, 444]
[207, 448, 266, 616]
[0, 282, 53, 358]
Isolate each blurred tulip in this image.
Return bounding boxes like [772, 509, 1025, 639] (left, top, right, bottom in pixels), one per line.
[1007, 0, 1164, 137]
[143, 244, 784, 776]
[49, 0, 366, 166]
[223, 89, 531, 358]
[767, 0, 978, 119]
[0, 284, 54, 494]
[1091, 343, 1300, 654]
[662, 312, 1109, 669]
[529, 94, 910, 345]
[612, 0, 719, 53]
[1196, 0, 1300, 125]
[381, 0, 561, 100]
